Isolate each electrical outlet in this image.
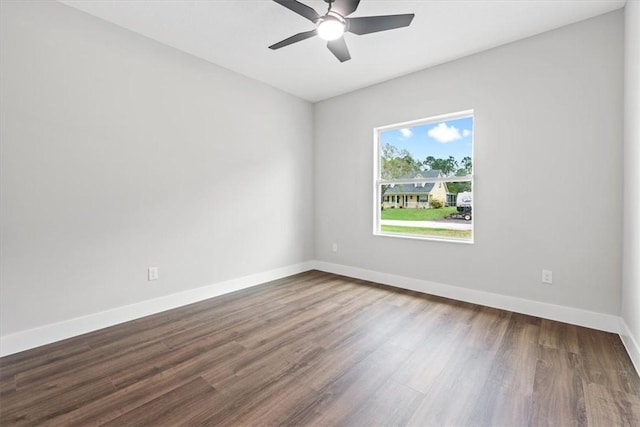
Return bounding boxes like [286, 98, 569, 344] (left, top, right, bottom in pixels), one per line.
[148, 266, 159, 281]
[542, 269, 552, 284]
[332, 243, 338, 253]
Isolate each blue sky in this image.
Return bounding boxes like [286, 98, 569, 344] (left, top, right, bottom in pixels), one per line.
[380, 116, 473, 165]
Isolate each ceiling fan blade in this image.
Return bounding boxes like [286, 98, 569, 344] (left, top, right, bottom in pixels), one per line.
[269, 29, 318, 50]
[327, 37, 351, 62]
[347, 14, 415, 35]
[272, 0, 320, 23]
[331, 0, 361, 17]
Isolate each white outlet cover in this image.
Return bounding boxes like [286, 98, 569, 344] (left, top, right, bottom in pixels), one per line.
[542, 269, 553, 284]
[148, 267, 159, 281]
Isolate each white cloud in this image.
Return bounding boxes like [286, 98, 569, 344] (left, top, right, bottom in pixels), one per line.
[400, 128, 413, 138]
[462, 129, 472, 137]
[427, 122, 463, 143]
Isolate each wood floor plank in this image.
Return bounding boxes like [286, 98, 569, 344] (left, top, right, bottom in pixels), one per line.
[203, 339, 325, 394]
[467, 314, 540, 426]
[583, 381, 640, 426]
[405, 348, 495, 426]
[385, 296, 454, 351]
[392, 303, 481, 394]
[1, 271, 638, 427]
[0, 339, 92, 383]
[44, 341, 245, 426]
[539, 318, 580, 353]
[340, 378, 425, 427]
[576, 327, 640, 396]
[293, 303, 418, 393]
[14, 341, 170, 391]
[108, 328, 241, 389]
[281, 343, 413, 426]
[102, 377, 218, 427]
[1, 341, 171, 415]
[530, 346, 588, 426]
[198, 343, 326, 426]
[1, 377, 116, 425]
[402, 305, 519, 426]
[222, 376, 320, 427]
[234, 299, 337, 350]
[158, 297, 297, 351]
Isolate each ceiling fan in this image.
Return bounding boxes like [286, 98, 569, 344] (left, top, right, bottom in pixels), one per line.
[269, 0, 415, 62]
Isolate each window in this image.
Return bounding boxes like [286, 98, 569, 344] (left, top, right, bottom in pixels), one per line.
[373, 110, 474, 243]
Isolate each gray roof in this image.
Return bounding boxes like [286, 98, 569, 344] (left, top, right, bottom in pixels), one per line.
[384, 170, 441, 195]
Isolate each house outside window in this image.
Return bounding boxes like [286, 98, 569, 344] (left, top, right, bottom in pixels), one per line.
[373, 110, 474, 243]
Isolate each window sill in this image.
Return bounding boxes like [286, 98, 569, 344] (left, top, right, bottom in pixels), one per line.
[373, 230, 474, 245]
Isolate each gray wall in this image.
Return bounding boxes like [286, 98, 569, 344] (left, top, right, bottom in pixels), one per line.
[0, 1, 314, 335]
[314, 11, 624, 315]
[623, 1, 640, 350]
[0, 1, 629, 342]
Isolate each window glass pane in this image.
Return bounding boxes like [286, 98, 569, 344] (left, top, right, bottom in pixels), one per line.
[379, 181, 473, 241]
[376, 112, 473, 242]
[380, 116, 472, 179]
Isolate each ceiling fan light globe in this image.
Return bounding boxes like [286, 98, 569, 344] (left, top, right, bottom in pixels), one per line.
[317, 19, 345, 41]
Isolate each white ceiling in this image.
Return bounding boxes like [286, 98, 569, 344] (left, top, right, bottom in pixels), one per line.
[58, 0, 625, 102]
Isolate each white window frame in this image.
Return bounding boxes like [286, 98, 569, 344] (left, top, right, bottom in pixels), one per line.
[373, 110, 474, 244]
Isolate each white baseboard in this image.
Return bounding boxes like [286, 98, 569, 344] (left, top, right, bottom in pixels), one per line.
[620, 319, 640, 376]
[0, 262, 314, 357]
[1, 259, 631, 365]
[313, 261, 622, 334]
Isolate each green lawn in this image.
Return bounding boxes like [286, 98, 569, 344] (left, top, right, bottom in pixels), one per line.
[381, 225, 472, 239]
[381, 207, 457, 221]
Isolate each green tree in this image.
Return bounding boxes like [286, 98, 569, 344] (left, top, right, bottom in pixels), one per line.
[381, 144, 420, 180]
[461, 156, 472, 174]
[423, 155, 458, 176]
[447, 158, 473, 195]
[380, 144, 421, 203]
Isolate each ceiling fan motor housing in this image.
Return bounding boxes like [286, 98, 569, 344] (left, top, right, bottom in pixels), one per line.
[317, 12, 347, 40]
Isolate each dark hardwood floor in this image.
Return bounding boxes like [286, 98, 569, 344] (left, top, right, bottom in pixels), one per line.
[1, 270, 639, 426]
